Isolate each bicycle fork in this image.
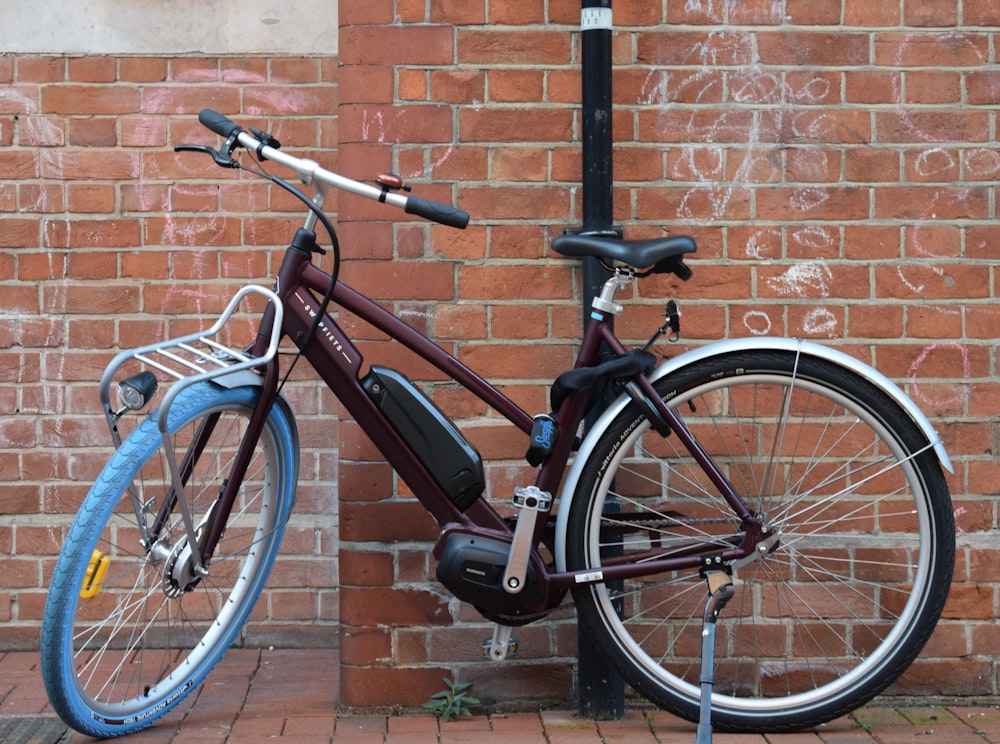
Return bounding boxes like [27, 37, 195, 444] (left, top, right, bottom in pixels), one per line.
[149, 360, 282, 590]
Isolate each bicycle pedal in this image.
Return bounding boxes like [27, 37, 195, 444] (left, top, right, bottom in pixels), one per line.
[482, 634, 518, 660]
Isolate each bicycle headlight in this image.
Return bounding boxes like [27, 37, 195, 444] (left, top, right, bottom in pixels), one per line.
[117, 371, 158, 411]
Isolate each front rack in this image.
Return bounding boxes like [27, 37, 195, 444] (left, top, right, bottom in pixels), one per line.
[99, 284, 284, 446]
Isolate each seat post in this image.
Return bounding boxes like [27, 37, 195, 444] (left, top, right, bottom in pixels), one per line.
[591, 270, 633, 316]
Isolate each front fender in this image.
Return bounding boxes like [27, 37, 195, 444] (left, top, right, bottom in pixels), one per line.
[553, 337, 951, 572]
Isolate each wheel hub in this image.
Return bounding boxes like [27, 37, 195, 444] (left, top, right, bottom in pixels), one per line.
[162, 538, 202, 597]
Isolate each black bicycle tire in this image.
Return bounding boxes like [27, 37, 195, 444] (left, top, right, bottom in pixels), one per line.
[566, 349, 954, 732]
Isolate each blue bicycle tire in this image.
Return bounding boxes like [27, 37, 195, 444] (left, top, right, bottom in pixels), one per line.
[41, 382, 298, 738]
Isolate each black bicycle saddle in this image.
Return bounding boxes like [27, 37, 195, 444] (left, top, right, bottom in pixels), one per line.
[552, 233, 696, 278]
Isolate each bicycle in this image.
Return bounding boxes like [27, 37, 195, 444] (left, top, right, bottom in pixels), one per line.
[41, 109, 955, 738]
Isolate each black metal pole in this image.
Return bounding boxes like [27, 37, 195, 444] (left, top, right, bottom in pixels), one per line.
[576, 0, 625, 720]
[581, 0, 614, 235]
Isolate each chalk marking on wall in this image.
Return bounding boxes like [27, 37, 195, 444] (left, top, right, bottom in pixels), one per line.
[361, 109, 387, 144]
[742, 227, 782, 260]
[17, 116, 62, 147]
[0, 87, 39, 115]
[790, 188, 831, 213]
[802, 307, 837, 336]
[407, 145, 455, 179]
[792, 226, 835, 252]
[953, 506, 966, 534]
[742, 310, 772, 336]
[907, 342, 972, 408]
[914, 148, 957, 178]
[767, 260, 833, 298]
[964, 148, 1000, 179]
[891, 33, 985, 143]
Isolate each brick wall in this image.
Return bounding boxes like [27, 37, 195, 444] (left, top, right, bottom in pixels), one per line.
[335, 0, 1000, 709]
[3, 0, 1000, 713]
[0, 54, 340, 649]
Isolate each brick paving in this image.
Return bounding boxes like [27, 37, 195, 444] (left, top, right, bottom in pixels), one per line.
[1, 649, 998, 743]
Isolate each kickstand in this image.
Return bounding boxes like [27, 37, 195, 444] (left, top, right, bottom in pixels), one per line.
[694, 567, 735, 744]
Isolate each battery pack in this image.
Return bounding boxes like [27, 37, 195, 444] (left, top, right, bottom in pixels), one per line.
[362, 366, 485, 511]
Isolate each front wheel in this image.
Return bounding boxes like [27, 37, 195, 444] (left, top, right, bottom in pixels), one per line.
[41, 382, 298, 738]
[566, 350, 954, 732]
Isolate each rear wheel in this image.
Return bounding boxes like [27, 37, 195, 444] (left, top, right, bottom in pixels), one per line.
[567, 350, 953, 732]
[41, 382, 298, 738]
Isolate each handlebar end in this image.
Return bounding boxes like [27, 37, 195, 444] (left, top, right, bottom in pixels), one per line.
[404, 196, 470, 229]
[199, 109, 242, 139]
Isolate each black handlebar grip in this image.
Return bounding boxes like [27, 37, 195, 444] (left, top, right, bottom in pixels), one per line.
[199, 109, 242, 139]
[404, 196, 470, 229]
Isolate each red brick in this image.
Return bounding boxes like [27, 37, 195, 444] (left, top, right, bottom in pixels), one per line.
[338, 665, 450, 707]
[339, 627, 392, 666]
[966, 0, 1000, 23]
[905, 70, 961, 104]
[15, 56, 66, 83]
[342, 26, 454, 66]
[457, 30, 570, 65]
[67, 57, 116, 83]
[459, 108, 572, 144]
[152, 89, 240, 119]
[759, 32, 869, 65]
[340, 0, 394, 24]
[430, 70, 486, 103]
[66, 183, 114, 213]
[874, 186, 990, 220]
[639, 31, 752, 66]
[17, 183, 62, 213]
[41, 85, 139, 115]
[875, 110, 990, 144]
[876, 32, 989, 67]
[458, 265, 573, 301]
[340, 551, 395, 587]
[340, 104, 454, 145]
[667, 2, 723, 25]
[340, 587, 451, 627]
[845, 0, 900, 25]
[340, 502, 439, 543]
[42, 218, 140, 248]
[245, 86, 337, 117]
[459, 185, 570, 221]
[785, 0, 841, 25]
[457, 343, 572, 380]
[434, 304, 487, 340]
[40, 149, 138, 180]
[119, 57, 168, 82]
[0, 150, 38, 179]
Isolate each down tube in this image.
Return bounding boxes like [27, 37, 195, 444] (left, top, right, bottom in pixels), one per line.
[317, 271, 535, 436]
[283, 287, 509, 532]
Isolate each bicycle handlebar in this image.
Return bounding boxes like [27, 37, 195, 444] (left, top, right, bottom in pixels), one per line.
[195, 109, 470, 230]
[198, 109, 243, 140]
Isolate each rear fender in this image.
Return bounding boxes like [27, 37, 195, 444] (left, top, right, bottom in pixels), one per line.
[553, 337, 951, 572]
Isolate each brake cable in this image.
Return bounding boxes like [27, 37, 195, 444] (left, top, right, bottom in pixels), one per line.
[234, 149, 343, 393]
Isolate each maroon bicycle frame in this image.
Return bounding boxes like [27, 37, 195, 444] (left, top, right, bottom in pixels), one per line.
[228, 236, 759, 611]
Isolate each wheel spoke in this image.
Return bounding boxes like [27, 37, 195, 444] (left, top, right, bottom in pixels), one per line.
[568, 351, 952, 732]
[41, 385, 294, 737]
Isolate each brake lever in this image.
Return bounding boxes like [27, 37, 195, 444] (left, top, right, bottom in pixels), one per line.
[174, 136, 240, 169]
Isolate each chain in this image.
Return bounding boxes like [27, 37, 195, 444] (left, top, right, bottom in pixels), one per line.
[625, 516, 739, 528]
